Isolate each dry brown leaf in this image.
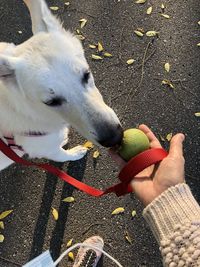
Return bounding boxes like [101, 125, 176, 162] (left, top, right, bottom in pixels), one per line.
[104, 52, 112, 57]
[112, 207, 125, 215]
[146, 31, 159, 37]
[195, 112, 200, 117]
[93, 150, 100, 158]
[79, 18, 87, 28]
[50, 6, 59, 11]
[134, 30, 144, 37]
[164, 62, 170, 72]
[62, 197, 75, 203]
[52, 208, 59, 221]
[166, 133, 173, 142]
[68, 252, 74, 261]
[146, 6, 153, 15]
[66, 238, 73, 247]
[91, 54, 103, 60]
[161, 79, 174, 89]
[161, 14, 170, 19]
[0, 221, 4, 230]
[0, 235, 4, 243]
[97, 42, 104, 52]
[0, 210, 13, 220]
[127, 59, 135, 65]
[135, 0, 146, 4]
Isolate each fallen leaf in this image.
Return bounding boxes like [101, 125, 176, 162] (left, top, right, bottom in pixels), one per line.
[66, 238, 73, 247]
[127, 59, 135, 65]
[125, 231, 133, 244]
[131, 210, 136, 218]
[18, 31, 22, 34]
[161, 3, 165, 10]
[159, 134, 165, 142]
[76, 35, 85, 41]
[134, 30, 144, 37]
[0, 235, 4, 243]
[161, 79, 174, 89]
[65, 2, 70, 6]
[50, 6, 59, 11]
[0, 221, 4, 230]
[135, 0, 146, 4]
[52, 208, 59, 221]
[93, 150, 100, 158]
[166, 133, 173, 142]
[89, 44, 96, 49]
[104, 52, 112, 57]
[198, 21, 200, 25]
[68, 252, 74, 261]
[164, 62, 170, 72]
[161, 14, 170, 19]
[146, 6, 153, 15]
[62, 197, 75, 203]
[91, 54, 103, 60]
[0, 210, 13, 220]
[195, 112, 200, 117]
[97, 42, 103, 52]
[112, 207, 125, 215]
[197, 43, 200, 46]
[76, 29, 80, 34]
[79, 18, 87, 28]
[83, 141, 94, 149]
[146, 31, 159, 37]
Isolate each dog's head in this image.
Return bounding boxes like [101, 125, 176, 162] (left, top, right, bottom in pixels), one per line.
[0, 0, 122, 147]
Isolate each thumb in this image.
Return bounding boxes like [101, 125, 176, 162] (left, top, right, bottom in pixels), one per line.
[169, 133, 185, 158]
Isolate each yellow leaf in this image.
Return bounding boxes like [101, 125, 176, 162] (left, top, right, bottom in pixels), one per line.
[83, 141, 94, 149]
[52, 208, 59, 221]
[197, 43, 200, 46]
[93, 150, 100, 158]
[161, 14, 170, 19]
[76, 35, 85, 41]
[66, 238, 73, 247]
[62, 197, 75, 203]
[166, 133, 173, 142]
[161, 79, 174, 89]
[131, 210, 136, 218]
[65, 2, 70, 6]
[89, 44, 96, 49]
[134, 30, 144, 37]
[0, 221, 4, 230]
[161, 3, 165, 10]
[164, 62, 170, 73]
[0, 210, 13, 220]
[112, 207, 125, 215]
[146, 31, 159, 37]
[159, 134, 165, 142]
[195, 112, 200, 117]
[91, 54, 103, 60]
[104, 52, 112, 57]
[135, 0, 146, 4]
[18, 30, 22, 34]
[79, 18, 87, 28]
[125, 231, 133, 244]
[50, 6, 59, 11]
[97, 42, 103, 52]
[127, 59, 135, 65]
[198, 21, 200, 25]
[0, 235, 4, 243]
[76, 29, 80, 34]
[68, 252, 74, 261]
[146, 6, 153, 15]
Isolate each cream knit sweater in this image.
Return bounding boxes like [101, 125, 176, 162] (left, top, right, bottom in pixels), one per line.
[143, 183, 200, 267]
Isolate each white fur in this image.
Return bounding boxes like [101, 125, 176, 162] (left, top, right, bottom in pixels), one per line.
[0, 0, 121, 170]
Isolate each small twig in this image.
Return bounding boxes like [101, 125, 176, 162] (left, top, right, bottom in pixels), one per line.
[63, 8, 97, 19]
[0, 256, 21, 266]
[118, 26, 126, 63]
[82, 223, 104, 236]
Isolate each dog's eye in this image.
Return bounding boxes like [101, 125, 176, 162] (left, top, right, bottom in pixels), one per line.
[82, 71, 90, 84]
[44, 97, 65, 107]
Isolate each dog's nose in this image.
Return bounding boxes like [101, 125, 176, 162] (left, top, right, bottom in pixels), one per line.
[98, 124, 123, 148]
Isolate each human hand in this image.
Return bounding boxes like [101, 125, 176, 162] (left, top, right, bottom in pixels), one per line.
[110, 124, 185, 206]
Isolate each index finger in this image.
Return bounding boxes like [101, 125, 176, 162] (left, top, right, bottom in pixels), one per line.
[138, 124, 162, 149]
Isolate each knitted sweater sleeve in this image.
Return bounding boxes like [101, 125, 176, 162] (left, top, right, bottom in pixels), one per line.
[143, 183, 200, 266]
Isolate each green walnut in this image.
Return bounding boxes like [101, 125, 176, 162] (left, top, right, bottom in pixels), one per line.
[119, 128, 150, 161]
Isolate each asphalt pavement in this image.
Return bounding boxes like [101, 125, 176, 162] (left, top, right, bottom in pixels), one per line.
[0, 0, 200, 266]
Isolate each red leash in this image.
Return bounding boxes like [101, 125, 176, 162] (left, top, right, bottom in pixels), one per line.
[0, 138, 168, 197]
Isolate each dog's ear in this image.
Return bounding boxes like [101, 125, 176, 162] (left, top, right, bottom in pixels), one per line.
[0, 56, 22, 79]
[23, 0, 63, 35]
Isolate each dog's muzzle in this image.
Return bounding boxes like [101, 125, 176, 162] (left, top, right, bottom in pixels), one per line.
[97, 124, 123, 148]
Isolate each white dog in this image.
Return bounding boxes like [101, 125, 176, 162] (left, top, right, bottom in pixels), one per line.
[0, 0, 122, 171]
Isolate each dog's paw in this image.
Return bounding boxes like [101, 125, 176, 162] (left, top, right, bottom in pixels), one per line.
[67, 145, 88, 161]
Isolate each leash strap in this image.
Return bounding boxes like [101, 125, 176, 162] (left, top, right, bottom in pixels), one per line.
[0, 139, 168, 197]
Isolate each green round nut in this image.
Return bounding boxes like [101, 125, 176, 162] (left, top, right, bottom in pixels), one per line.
[119, 128, 150, 161]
